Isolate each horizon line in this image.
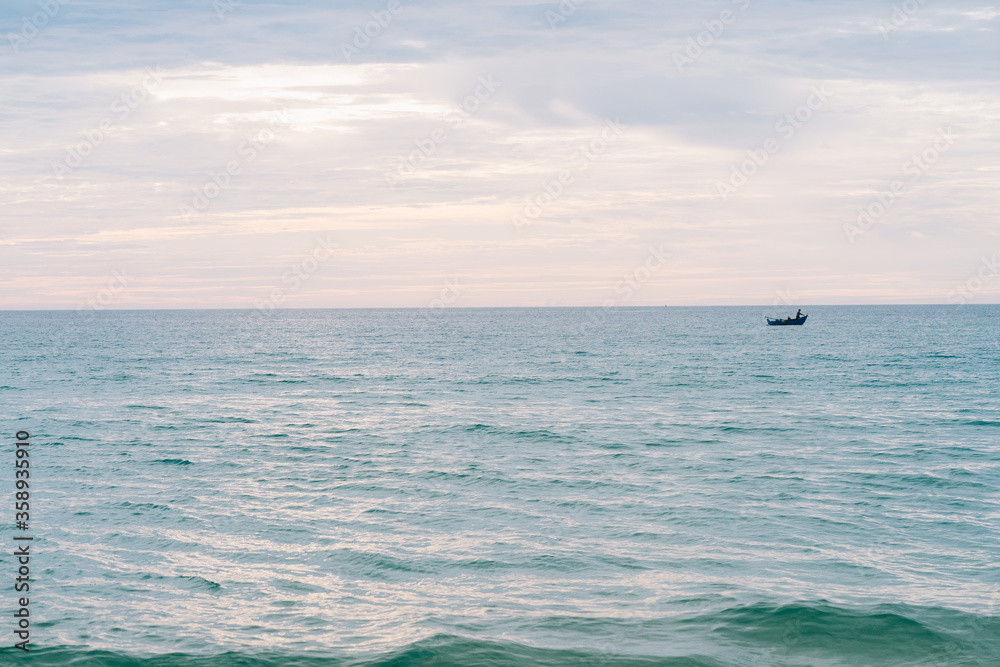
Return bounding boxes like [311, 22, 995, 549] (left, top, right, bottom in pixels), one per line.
[0, 303, 993, 313]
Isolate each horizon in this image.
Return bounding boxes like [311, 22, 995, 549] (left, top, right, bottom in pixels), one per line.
[3, 302, 996, 312]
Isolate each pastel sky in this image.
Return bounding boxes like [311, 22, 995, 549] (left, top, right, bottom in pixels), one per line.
[1, 0, 998, 309]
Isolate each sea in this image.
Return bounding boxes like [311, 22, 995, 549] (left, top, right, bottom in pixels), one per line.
[0, 305, 997, 666]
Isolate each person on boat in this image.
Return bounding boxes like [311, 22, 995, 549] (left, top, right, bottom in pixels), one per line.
[795, 309, 802, 319]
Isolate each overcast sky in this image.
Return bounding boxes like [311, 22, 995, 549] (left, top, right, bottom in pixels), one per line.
[1, 0, 998, 309]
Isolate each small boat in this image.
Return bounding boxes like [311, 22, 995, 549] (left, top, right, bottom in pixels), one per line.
[767, 314, 807, 326]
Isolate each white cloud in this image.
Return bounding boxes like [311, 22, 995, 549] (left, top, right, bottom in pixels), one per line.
[0, 0, 997, 307]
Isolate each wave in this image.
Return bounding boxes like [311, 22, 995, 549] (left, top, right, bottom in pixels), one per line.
[10, 603, 998, 666]
[3, 639, 717, 667]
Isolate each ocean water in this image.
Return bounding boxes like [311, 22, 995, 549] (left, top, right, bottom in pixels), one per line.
[1, 305, 998, 666]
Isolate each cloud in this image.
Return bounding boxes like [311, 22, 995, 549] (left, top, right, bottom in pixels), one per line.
[0, 0, 998, 308]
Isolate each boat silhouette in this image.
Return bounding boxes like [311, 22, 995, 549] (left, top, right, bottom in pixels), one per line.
[767, 313, 807, 326]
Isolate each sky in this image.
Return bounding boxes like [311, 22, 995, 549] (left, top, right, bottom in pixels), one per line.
[1, 0, 998, 309]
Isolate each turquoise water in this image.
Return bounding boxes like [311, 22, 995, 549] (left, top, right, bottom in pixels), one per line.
[1, 306, 998, 665]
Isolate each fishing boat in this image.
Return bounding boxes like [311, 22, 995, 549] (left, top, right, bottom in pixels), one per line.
[767, 313, 807, 326]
